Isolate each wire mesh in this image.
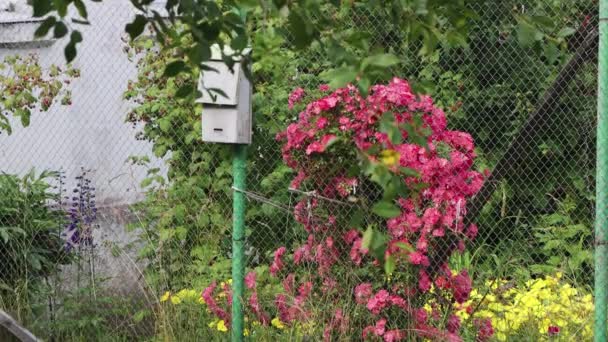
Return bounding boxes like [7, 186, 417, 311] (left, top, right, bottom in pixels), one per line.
[0, 0, 600, 341]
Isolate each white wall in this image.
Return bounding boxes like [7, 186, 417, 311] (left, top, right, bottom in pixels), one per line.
[0, 1, 167, 294]
[0, 0, 166, 206]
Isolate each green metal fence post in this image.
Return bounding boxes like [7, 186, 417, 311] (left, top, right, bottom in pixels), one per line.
[595, 0, 608, 340]
[232, 144, 247, 342]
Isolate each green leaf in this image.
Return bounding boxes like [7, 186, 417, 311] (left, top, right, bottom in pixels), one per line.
[320, 66, 357, 89]
[379, 112, 401, 144]
[53, 0, 68, 17]
[543, 42, 560, 64]
[126, 14, 148, 40]
[384, 255, 396, 275]
[517, 21, 538, 47]
[20, 110, 30, 127]
[288, 10, 314, 49]
[188, 43, 211, 66]
[176, 84, 195, 98]
[348, 210, 365, 229]
[372, 201, 401, 218]
[557, 27, 576, 38]
[133, 310, 148, 323]
[64, 30, 83, 63]
[164, 60, 188, 77]
[231, 33, 248, 51]
[32, 0, 53, 17]
[54, 21, 68, 38]
[361, 226, 387, 262]
[0, 229, 9, 243]
[413, 0, 428, 14]
[74, 0, 88, 18]
[207, 87, 229, 100]
[159, 118, 171, 132]
[357, 77, 371, 95]
[34, 17, 57, 38]
[363, 53, 400, 69]
[399, 167, 420, 178]
[531, 15, 554, 29]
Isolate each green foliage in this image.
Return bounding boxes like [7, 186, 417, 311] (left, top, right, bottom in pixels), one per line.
[31, 0, 478, 93]
[31, 0, 89, 62]
[0, 55, 78, 134]
[123, 31, 246, 289]
[30, 283, 143, 342]
[0, 170, 67, 317]
[531, 196, 593, 280]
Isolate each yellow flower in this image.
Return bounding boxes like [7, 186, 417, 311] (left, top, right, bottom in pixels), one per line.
[244, 329, 250, 336]
[176, 289, 199, 301]
[208, 320, 218, 328]
[160, 291, 171, 302]
[271, 317, 285, 329]
[198, 297, 206, 304]
[170, 296, 182, 305]
[379, 149, 400, 167]
[217, 320, 228, 332]
[453, 273, 594, 341]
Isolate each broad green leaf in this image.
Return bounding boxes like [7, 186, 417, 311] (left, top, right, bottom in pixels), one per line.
[372, 201, 401, 218]
[164, 60, 188, 77]
[54, 21, 68, 38]
[126, 14, 148, 40]
[53, 0, 68, 17]
[348, 210, 365, 228]
[64, 30, 83, 63]
[361, 226, 387, 262]
[543, 42, 560, 64]
[20, 110, 30, 127]
[159, 118, 171, 132]
[531, 15, 554, 29]
[321, 66, 357, 89]
[288, 10, 314, 49]
[175, 84, 195, 98]
[74, 0, 88, 19]
[517, 21, 538, 47]
[34, 17, 57, 38]
[363, 53, 400, 69]
[557, 27, 576, 38]
[33, 0, 53, 17]
[384, 255, 396, 275]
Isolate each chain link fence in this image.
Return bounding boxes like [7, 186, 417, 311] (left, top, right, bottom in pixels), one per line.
[0, 0, 600, 341]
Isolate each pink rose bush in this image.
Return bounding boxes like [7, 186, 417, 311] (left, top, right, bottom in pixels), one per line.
[202, 78, 491, 341]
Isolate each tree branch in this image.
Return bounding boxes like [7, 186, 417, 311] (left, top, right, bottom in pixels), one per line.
[465, 29, 599, 222]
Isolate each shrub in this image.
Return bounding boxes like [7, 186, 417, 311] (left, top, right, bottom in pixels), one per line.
[0, 170, 66, 316]
[204, 78, 489, 341]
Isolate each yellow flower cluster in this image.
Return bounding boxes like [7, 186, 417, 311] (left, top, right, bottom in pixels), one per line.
[207, 320, 250, 336]
[271, 317, 285, 329]
[160, 289, 205, 305]
[456, 274, 593, 341]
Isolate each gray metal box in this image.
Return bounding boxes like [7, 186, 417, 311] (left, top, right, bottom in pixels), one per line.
[197, 57, 252, 144]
